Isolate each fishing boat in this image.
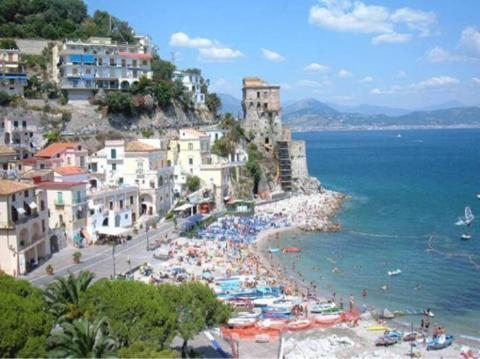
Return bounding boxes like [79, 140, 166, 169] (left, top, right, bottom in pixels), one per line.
[456, 207, 474, 240]
[375, 335, 398, 346]
[310, 302, 337, 313]
[388, 269, 402, 276]
[427, 334, 454, 351]
[253, 296, 278, 307]
[268, 248, 280, 253]
[313, 313, 342, 324]
[227, 317, 257, 328]
[256, 318, 288, 329]
[287, 319, 311, 331]
[282, 247, 301, 253]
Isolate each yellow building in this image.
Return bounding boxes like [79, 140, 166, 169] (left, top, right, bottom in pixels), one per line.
[0, 180, 50, 276]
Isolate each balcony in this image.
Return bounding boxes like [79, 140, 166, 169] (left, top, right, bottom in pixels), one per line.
[55, 199, 65, 207]
[11, 125, 37, 132]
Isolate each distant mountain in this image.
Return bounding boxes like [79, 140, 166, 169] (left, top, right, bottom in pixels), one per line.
[417, 101, 466, 112]
[283, 99, 480, 130]
[326, 103, 412, 117]
[218, 93, 242, 116]
[283, 98, 339, 117]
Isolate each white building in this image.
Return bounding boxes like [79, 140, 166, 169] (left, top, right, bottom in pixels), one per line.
[0, 49, 27, 96]
[172, 69, 206, 106]
[53, 36, 153, 101]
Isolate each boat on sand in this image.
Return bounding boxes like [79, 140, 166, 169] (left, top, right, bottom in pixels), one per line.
[427, 334, 454, 350]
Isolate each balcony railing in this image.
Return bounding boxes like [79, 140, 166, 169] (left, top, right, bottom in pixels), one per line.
[55, 199, 65, 206]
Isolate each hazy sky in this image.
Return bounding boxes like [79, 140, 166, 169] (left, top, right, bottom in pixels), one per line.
[85, 0, 480, 108]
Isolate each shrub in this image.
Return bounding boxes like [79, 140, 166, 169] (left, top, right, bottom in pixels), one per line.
[106, 92, 134, 116]
[140, 128, 154, 138]
[154, 81, 173, 109]
[186, 175, 201, 192]
[0, 91, 12, 106]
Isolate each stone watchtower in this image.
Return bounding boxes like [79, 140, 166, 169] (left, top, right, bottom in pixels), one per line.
[242, 77, 283, 148]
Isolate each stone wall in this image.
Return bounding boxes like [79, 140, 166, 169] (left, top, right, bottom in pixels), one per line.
[289, 140, 309, 179]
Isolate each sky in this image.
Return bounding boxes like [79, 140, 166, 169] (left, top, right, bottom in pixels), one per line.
[85, 0, 480, 109]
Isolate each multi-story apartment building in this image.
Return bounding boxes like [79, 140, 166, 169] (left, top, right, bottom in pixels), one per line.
[0, 49, 27, 96]
[87, 184, 139, 242]
[0, 180, 50, 276]
[53, 36, 153, 101]
[0, 145, 17, 174]
[89, 139, 173, 219]
[34, 142, 88, 169]
[39, 181, 88, 247]
[2, 114, 45, 159]
[172, 69, 206, 106]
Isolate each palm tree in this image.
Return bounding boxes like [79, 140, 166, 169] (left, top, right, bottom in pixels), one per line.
[47, 317, 117, 358]
[44, 271, 95, 322]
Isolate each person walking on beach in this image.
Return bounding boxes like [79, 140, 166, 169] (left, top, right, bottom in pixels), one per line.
[349, 294, 355, 312]
[339, 297, 344, 310]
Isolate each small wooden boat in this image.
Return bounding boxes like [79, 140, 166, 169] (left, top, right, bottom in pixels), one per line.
[314, 313, 342, 323]
[282, 247, 301, 253]
[227, 317, 257, 328]
[287, 319, 311, 331]
[427, 334, 454, 351]
[256, 318, 288, 329]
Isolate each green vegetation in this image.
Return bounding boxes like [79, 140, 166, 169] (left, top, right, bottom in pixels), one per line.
[141, 128, 154, 138]
[245, 143, 263, 193]
[186, 175, 201, 192]
[106, 91, 134, 116]
[206, 93, 221, 116]
[0, 0, 135, 42]
[151, 56, 176, 82]
[0, 274, 53, 358]
[0, 38, 17, 48]
[0, 272, 230, 357]
[0, 91, 13, 106]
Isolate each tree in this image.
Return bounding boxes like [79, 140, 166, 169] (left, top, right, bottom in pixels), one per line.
[154, 81, 174, 109]
[206, 93, 222, 115]
[47, 317, 117, 358]
[106, 91, 134, 116]
[151, 56, 176, 82]
[118, 341, 177, 358]
[158, 282, 230, 357]
[185, 175, 201, 192]
[211, 137, 234, 158]
[0, 38, 18, 49]
[0, 91, 12, 106]
[83, 279, 176, 349]
[0, 274, 53, 357]
[44, 271, 95, 322]
[129, 75, 154, 95]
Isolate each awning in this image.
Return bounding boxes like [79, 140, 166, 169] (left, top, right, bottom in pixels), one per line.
[96, 226, 130, 236]
[73, 233, 83, 242]
[17, 207, 26, 215]
[173, 203, 193, 211]
[28, 201, 37, 210]
[69, 54, 82, 63]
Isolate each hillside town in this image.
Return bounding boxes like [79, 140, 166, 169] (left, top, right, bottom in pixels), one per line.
[0, 33, 315, 278]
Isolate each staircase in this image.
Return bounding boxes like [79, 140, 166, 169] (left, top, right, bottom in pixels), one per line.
[276, 141, 292, 192]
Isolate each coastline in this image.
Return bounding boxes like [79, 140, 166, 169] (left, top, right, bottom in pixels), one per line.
[249, 191, 480, 356]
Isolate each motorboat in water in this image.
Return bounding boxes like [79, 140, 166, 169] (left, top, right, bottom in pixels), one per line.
[388, 269, 402, 276]
[268, 248, 280, 253]
[461, 233, 472, 240]
[423, 309, 435, 317]
[427, 334, 454, 351]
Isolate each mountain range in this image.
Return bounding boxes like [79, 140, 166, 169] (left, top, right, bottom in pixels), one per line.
[218, 94, 480, 130]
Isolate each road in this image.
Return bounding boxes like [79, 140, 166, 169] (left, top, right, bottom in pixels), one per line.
[26, 219, 184, 287]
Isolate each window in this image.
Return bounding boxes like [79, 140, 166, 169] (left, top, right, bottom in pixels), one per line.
[12, 193, 15, 201]
[56, 192, 63, 204]
[13, 121, 18, 127]
[85, 68, 91, 74]
[67, 157, 71, 165]
[142, 60, 147, 66]
[112, 163, 117, 171]
[188, 158, 193, 165]
[257, 91, 260, 98]
[109, 201, 113, 210]
[90, 163, 97, 172]
[24, 190, 29, 198]
[158, 176, 163, 187]
[22, 121, 26, 128]
[98, 57, 103, 66]
[111, 149, 117, 159]
[132, 60, 137, 67]
[118, 177, 124, 185]
[119, 200, 124, 209]
[72, 68, 79, 75]
[42, 220, 45, 233]
[188, 142, 193, 150]
[121, 59, 126, 67]
[130, 196, 134, 205]
[110, 57, 115, 66]
[40, 200, 45, 211]
[76, 191, 82, 203]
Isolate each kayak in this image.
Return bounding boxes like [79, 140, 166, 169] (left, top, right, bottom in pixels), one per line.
[282, 247, 301, 253]
[427, 334, 454, 351]
[367, 325, 390, 331]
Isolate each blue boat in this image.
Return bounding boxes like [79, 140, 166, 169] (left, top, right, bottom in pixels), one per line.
[427, 335, 454, 351]
[268, 248, 280, 253]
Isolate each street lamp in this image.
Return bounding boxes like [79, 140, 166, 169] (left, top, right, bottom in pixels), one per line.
[112, 243, 116, 279]
[146, 224, 150, 251]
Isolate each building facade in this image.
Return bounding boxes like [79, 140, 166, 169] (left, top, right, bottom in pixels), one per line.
[53, 36, 153, 101]
[34, 142, 88, 169]
[173, 70, 206, 106]
[0, 49, 27, 96]
[0, 180, 50, 276]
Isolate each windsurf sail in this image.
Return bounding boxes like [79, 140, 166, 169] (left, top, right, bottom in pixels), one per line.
[456, 206, 475, 226]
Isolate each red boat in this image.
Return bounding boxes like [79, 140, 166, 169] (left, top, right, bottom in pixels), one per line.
[282, 247, 301, 253]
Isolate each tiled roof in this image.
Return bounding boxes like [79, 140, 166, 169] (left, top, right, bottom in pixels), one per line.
[38, 181, 85, 189]
[0, 180, 35, 195]
[20, 169, 53, 179]
[35, 143, 79, 158]
[180, 128, 208, 138]
[0, 145, 16, 155]
[118, 52, 152, 60]
[54, 166, 87, 175]
[21, 158, 39, 165]
[125, 140, 157, 152]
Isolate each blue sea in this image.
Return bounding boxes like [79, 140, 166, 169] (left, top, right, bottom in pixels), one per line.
[272, 129, 480, 339]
